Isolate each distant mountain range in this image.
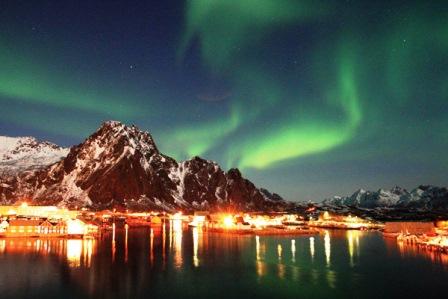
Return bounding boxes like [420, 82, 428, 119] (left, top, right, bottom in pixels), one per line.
[0, 121, 285, 211]
[323, 185, 448, 211]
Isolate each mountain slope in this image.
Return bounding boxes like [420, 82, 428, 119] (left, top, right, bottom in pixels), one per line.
[0, 136, 68, 175]
[0, 121, 284, 211]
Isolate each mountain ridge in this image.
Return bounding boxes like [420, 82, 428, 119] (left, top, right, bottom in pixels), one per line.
[323, 185, 448, 210]
[0, 121, 285, 212]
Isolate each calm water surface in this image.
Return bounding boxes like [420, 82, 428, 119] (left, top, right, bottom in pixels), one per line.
[1, 223, 447, 299]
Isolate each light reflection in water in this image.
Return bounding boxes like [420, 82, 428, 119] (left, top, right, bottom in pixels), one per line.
[347, 231, 354, 266]
[309, 237, 315, 260]
[125, 224, 129, 263]
[277, 244, 282, 260]
[277, 263, 286, 279]
[84, 240, 90, 267]
[162, 221, 166, 267]
[324, 231, 331, 266]
[291, 239, 296, 263]
[112, 223, 116, 262]
[169, 221, 173, 250]
[192, 227, 199, 267]
[172, 219, 183, 268]
[0, 239, 5, 253]
[255, 236, 266, 277]
[395, 239, 448, 265]
[356, 232, 360, 256]
[0, 238, 95, 268]
[347, 230, 361, 267]
[326, 270, 336, 289]
[255, 235, 260, 261]
[67, 239, 82, 267]
[150, 228, 154, 264]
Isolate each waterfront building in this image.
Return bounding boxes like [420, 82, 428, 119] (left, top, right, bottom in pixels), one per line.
[0, 203, 79, 220]
[5, 219, 42, 237]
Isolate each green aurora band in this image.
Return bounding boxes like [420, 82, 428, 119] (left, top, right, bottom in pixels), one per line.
[179, 0, 364, 169]
[0, 45, 140, 119]
[176, 0, 448, 171]
[230, 52, 362, 169]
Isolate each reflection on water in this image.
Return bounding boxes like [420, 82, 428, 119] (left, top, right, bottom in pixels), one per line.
[310, 236, 315, 260]
[0, 239, 5, 253]
[112, 222, 116, 262]
[277, 244, 282, 260]
[347, 230, 361, 267]
[0, 238, 95, 269]
[394, 238, 448, 265]
[324, 230, 331, 266]
[171, 220, 183, 268]
[291, 239, 296, 263]
[67, 239, 82, 267]
[255, 235, 266, 277]
[192, 227, 199, 267]
[124, 224, 129, 263]
[162, 221, 166, 265]
[150, 228, 154, 264]
[1, 229, 448, 299]
[255, 235, 260, 261]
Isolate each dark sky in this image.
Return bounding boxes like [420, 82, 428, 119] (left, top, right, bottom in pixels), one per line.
[0, 0, 447, 201]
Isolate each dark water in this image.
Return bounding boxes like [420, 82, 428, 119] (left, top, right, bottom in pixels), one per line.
[1, 222, 447, 299]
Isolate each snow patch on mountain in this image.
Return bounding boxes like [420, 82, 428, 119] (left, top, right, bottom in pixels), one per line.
[0, 136, 68, 175]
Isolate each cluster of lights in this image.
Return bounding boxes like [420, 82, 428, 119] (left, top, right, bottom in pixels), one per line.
[310, 212, 382, 230]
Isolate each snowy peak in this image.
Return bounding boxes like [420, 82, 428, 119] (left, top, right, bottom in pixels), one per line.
[63, 121, 162, 173]
[88, 120, 159, 156]
[0, 136, 68, 174]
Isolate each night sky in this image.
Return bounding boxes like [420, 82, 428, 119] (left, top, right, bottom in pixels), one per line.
[0, 1, 447, 201]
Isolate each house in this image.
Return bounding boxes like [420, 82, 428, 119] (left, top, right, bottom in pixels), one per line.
[5, 219, 42, 237]
[3, 219, 68, 237]
[0, 204, 79, 220]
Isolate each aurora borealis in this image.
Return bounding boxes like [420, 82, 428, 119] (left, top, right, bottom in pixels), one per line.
[0, 0, 447, 201]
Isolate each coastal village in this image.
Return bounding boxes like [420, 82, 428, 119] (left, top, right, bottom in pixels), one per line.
[0, 202, 447, 255]
[0, 203, 99, 238]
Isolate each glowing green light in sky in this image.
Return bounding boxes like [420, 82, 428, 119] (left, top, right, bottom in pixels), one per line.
[180, 0, 326, 71]
[162, 104, 241, 159]
[228, 51, 362, 169]
[179, 0, 362, 168]
[0, 45, 140, 119]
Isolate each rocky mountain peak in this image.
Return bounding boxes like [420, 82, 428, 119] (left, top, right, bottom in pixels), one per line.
[391, 185, 407, 195]
[226, 168, 242, 180]
[0, 121, 285, 211]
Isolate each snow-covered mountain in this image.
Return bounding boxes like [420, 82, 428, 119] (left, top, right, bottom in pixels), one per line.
[323, 185, 448, 210]
[0, 121, 284, 211]
[0, 136, 68, 175]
